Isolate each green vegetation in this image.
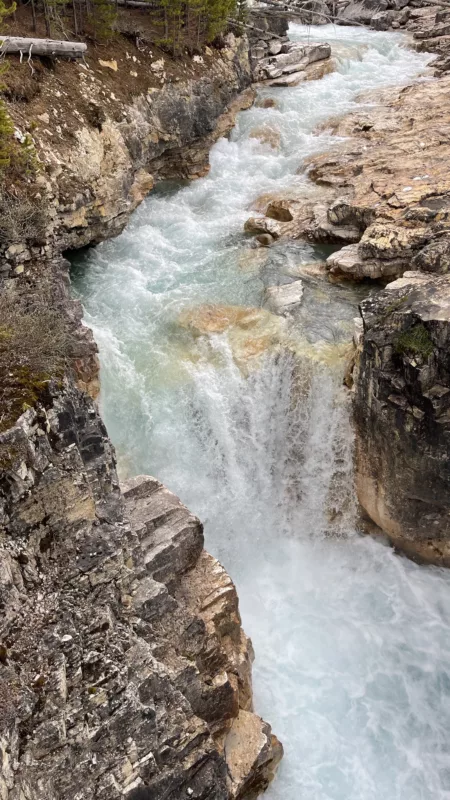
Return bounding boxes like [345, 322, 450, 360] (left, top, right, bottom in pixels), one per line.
[384, 293, 411, 316]
[2, 0, 243, 49]
[395, 323, 434, 360]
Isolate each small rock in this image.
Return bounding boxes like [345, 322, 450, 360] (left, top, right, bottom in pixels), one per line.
[255, 97, 278, 109]
[98, 59, 118, 72]
[268, 40, 282, 55]
[264, 280, 304, 314]
[266, 199, 293, 222]
[151, 58, 165, 72]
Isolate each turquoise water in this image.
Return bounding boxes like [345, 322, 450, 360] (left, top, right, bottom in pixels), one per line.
[72, 26, 450, 800]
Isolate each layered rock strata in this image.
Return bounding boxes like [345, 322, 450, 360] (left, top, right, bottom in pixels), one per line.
[0, 380, 282, 799]
[253, 40, 333, 84]
[353, 271, 450, 565]
[0, 33, 283, 800]
[2, 33, 252, 274]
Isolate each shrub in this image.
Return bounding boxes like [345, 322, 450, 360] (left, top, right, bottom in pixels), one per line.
[0, 190, 48, 246]
[0, 295, 70, 431]
[395, 323, 434, 360]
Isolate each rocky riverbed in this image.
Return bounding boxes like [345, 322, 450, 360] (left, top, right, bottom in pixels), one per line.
[3, 14, 450, 800]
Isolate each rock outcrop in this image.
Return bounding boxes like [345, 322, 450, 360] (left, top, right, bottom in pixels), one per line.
[353, 271, 450, 565]
[244, 74, 450, 285]
[0, 31, 284, 799]
[253, 40, 333, 84]
[1, 32, 252, 274]
[0, 379, 282, 799]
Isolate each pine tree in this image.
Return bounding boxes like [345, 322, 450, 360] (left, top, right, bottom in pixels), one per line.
[88, 0, 118, 41]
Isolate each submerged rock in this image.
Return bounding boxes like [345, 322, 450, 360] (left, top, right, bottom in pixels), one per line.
[264, 280, 304, 314]
[238, 248, 270, 273]
[178, 304, 288, 369]
[248, 125, 281, 149]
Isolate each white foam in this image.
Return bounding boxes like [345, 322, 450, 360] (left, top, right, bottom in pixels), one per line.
[71, 26, 448, 799]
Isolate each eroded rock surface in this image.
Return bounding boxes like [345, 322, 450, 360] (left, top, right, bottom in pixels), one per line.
[353, 271, 450, 564]
[2, 33, 252, 271]
[0, 382, 281, 799]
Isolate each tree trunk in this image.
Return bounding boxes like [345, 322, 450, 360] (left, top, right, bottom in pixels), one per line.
[0, 36, 88, 57]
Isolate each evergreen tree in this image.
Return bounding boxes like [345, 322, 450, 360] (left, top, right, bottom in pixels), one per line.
[88, 0, 118, 41]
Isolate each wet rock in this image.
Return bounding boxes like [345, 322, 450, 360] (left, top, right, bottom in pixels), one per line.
[353, 271, 450, 565]
[225, 711, 283, 799]
[266, 199, 294, 222]
[264, 280, 304, 314]
[254, 96, 278, 109]
[238, 248, 270, 273]
[244, 216, 281, 239]
[256, 233, 276, 247]
[248, 125, 281, 149]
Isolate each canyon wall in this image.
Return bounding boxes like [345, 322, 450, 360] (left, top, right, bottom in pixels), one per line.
[0, 378, 281, 799]
[0, 32, 283, 800]
[1, 32, 253, 277]
[353, 272, 450, 564]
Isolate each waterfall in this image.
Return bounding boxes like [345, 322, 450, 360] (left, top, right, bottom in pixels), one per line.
[71, 24, 450, 800]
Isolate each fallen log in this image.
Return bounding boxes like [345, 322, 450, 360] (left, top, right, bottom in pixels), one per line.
[0, 36, 87, 58]
[117, 0, 159, 7]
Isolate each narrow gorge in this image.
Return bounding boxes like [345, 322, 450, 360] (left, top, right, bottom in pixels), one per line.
[3, 6, 450, 800]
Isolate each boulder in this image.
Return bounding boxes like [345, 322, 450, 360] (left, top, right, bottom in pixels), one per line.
[244, 216, 281, 238]
[412, 236, 450, 273]
[371, 10, 396, 29]
[326, 243, 407, 280]
[266, 199, 294, 221]
[264, 280, 304, 314]
[248, 125, 281, 149]
[268, 39, 282, 55]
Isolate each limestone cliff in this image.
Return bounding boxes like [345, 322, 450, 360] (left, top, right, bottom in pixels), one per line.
[0, 379, 281, 799]
[353, 271, 450, 565]
[0, 32, 283, 800]
[1, 31, 253, 276]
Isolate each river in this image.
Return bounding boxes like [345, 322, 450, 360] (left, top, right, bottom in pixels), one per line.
[71, 24, 450, 800]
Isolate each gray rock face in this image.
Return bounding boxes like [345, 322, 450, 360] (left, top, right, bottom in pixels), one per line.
[0, 381, 282, 798]
[353, 272, 450, 565]
[1, 35, 252, 270]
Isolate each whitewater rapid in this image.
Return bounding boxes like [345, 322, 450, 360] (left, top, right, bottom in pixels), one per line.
[72, 25, 450, 800]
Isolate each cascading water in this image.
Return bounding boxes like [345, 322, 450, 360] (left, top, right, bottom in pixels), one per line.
[71, 24, 450, 800]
